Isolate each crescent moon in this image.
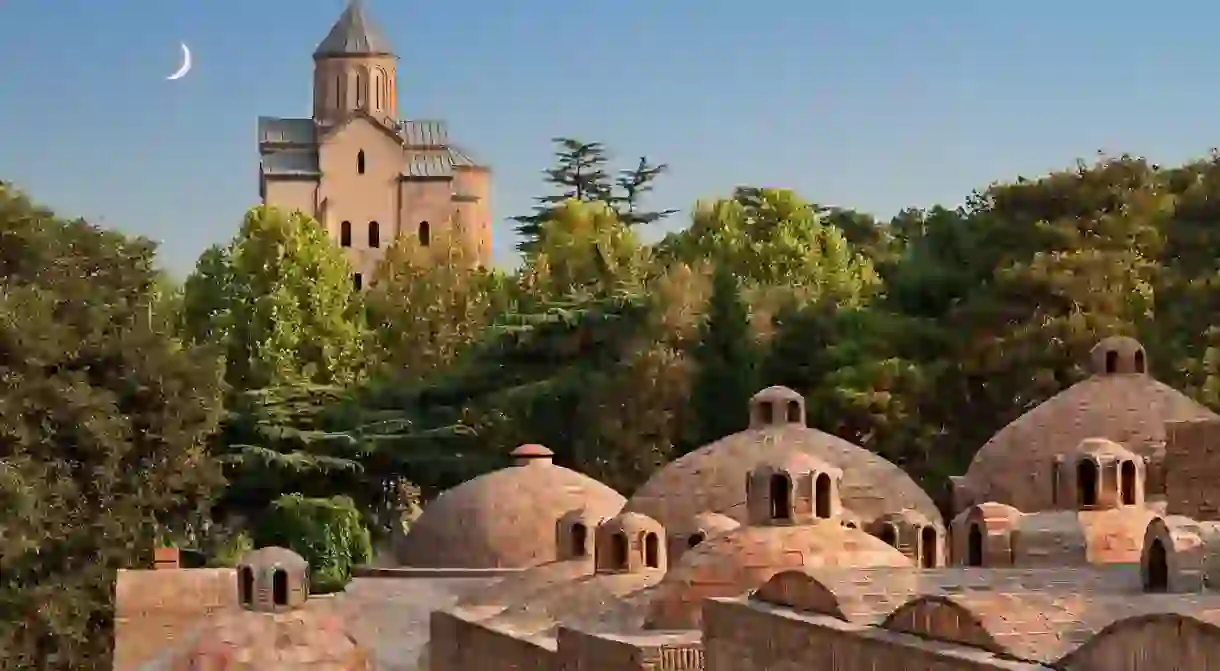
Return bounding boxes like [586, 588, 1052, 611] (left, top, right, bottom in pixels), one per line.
[167, 43, 192, 81]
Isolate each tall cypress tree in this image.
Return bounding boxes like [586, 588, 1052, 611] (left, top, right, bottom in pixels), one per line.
[689, 264, 761, 450]
[512, 138, 613, 252]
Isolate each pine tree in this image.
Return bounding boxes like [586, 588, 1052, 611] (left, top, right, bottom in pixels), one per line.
[689, 264, 760, 449]
[612, 156, 678, 227]
[512, 138, 614, 251]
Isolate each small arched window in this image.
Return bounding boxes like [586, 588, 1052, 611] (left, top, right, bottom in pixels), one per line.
[769, 473, 791, 520]
[1135, 349, 1146, 374]
[238, 566, 254, 605]
[340, 221, 352, 247]
[786, 400, 802, 423]
[1051, 462, 1060, 505]
[1146, 537, 1169, 592]
[368, 221, 380, 248]
[967, 523, 984, 567]
[419, 220, 431, 246]
[571, 523, 587, 557]
[644, 532, 659, 568]
[357, 150, 366, 175]
[1120, 460, 1137, 505]
[335, 75, 343, 109]
[1105, 350, 1119, 374]
[878, 523, 898, 547]
[920, 526, 938, 568]
[1078, 459, 1099, 507]
[687, 532, 705, 549]
[355, 71, 364, 107]
[272, 569, 288, 606]
[753, 401, 774, 426]
[610, 532, 628, 569]
[814, 472, 832, 519]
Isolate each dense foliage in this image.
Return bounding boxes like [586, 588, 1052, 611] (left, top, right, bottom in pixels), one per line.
[0, 184, 226, 669]
[20, 137, 1220, 669]
[254, 494, 371, 594]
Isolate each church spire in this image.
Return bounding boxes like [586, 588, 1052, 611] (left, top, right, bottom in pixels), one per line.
[313, 0, 395, 58]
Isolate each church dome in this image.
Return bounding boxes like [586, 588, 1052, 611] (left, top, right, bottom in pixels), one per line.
[623, 386, 940, 529]
[642, 522, 910, 629]
[397, 444, 625, 568]
[958, 338, 1215, 512]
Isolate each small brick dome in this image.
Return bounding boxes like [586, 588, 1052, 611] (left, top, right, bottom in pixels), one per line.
[959, 338, 1214, 512]
[624, 386, 940, 530]
[166, 609, 371, 670]
[397, 444, 625, 568]
[642, 522, 911, 629]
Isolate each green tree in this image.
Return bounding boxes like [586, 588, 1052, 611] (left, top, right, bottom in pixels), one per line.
[366, 228, 510, 381]
[521, 199, 651, 301]
[255, 494, 372, 593]
[689, 265, 761, 448]
[512, 138, 674, 251]
[0, 183, 226, 669]
[181, 206, 366, 390]
[660, 187, 880, 303]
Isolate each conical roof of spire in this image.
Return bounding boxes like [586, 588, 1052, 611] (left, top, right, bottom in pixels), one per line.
[313, 0, 394, 58]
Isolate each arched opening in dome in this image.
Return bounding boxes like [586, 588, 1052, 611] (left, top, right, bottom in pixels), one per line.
[1078, 459, 1099, 507]
[920, 526, 938, 568]
[1105, 349, 1118, 374]
[687, 532, 705, 549]
[1145, 537, 1168, 592]
[610, 532, 629, 569]
[1120, 460, 1137, 505]
[272, 569, 288, 606]
[1135, 349, 1146, 373]
[786, 400, 802, 423]
[644, 532, 660, 568]
[967, 523, 984, 567]
[238, 566, 254, 605]
[878, 523, 898, 547]
[769, 473, 791, 520]
[814, 472, 832, 519]
[571, 522, 588, 557]
[754, 401, 775, 426]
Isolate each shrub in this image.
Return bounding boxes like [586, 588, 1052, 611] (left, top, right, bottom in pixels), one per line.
[255, 494, 372, 593]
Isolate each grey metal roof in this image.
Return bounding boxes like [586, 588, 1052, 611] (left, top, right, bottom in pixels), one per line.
[404, 149, 452, 178]
[447, 144, 482, 167]
[313, 0, 394, 58]
[258, 117, 316, 145]
[399, 119, 449, 148]
[261, 149, 320, 176]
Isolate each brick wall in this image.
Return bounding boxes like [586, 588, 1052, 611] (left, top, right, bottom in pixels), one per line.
[113, 568, 238, 670]
[1165, 418, 1220, 520]
[557, 627, 704, 671]
[429, 609, 557, 671]
[701, 599, 1044, 671]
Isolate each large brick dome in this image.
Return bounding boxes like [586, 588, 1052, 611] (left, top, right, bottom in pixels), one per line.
[958, 337, 1216, 513]
[642, 522, 911, 629]
[623, 386, 941, 529]
[397, 444, 625, 568]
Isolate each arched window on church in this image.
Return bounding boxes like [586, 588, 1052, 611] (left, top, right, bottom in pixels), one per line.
[357, 150, 365, 175]
[419, 220, 431, 246]
[340, 221, 352, 247]
[368, 221, 380, 248]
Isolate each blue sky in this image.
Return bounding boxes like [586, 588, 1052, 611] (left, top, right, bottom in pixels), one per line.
[2, 1, 1217, 275]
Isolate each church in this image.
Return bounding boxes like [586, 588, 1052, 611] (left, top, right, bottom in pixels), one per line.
[257, 0, 492, 289]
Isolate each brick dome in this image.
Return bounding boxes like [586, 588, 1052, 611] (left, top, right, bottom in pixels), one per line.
[623, 386, 940, 529]
[165, 609, 371, 670]
[397, 444, 625, 568]
[642, 522, 911, 629]
[958, 338, 1215, 513]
